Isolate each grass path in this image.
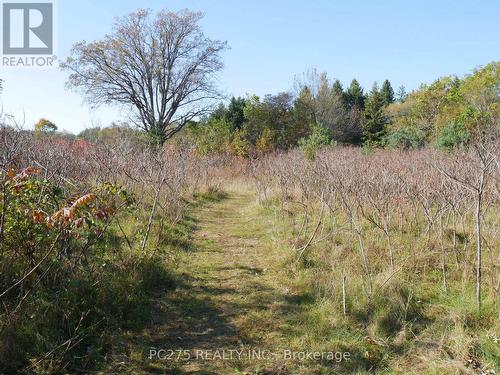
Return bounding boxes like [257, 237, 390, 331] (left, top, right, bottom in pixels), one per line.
[121, 190, 317, 374]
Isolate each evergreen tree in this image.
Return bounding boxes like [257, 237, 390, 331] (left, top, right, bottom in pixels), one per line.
[294, 86, 315, 127]
[225, 96, 246, 130]
[362, 82, 388, 145]
[332, 79, 344, 96]
[210, 103, 227, 121]
[396, 85, 407, 103]
[332, 79, 346, 105]
[380, 79, 395, 105]
[346, 79, 365, 109]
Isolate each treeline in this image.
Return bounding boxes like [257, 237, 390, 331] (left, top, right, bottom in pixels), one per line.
[181, 62, 498, 156]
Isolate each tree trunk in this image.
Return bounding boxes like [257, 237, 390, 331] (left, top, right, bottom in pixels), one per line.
[141, 177, 164, 252]
[475, 190, 482, 313]
[342, 275, 347, 316]
[439, 215, 447, 293]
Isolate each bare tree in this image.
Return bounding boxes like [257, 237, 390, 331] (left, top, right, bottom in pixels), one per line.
[294, 70, 363, 144]
[431, 139, 497, 311]
[62, 9, 228, 144]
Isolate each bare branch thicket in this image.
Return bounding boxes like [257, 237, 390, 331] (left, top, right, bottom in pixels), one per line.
[250, 145, 500, 310]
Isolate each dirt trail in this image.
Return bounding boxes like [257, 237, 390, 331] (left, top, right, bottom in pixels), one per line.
[124, 190, 299, 374]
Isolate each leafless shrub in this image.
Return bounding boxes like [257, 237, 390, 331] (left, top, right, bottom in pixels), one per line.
[250, 145, 500, 311]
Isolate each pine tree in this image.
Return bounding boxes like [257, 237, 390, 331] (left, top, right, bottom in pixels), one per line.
[332, 79, 347, 105]
[332, 79, 343, 96]
[396, 85, 407, 103]
[346, 79, 365, 109]
[226, 97, 246, 130]
[211, 103, 227, 121]
[380, 79, 395, 105]
[362, 82, 388, 145]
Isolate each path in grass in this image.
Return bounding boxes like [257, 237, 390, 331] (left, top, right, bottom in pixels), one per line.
[130, 190, 311, 374]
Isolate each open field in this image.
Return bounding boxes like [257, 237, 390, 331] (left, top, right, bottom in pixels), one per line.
[1, 3, 498, 374]
[1, 128, 499, 374]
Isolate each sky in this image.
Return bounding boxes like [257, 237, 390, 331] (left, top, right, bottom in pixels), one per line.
[0, 0, 498, 134]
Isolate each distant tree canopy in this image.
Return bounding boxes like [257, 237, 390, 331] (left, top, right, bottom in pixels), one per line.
[386, 62, 499, 149]
[396, 85, 407, 103]
[183, 61, 498, 156]
[62, 9, 228, 144]
[380, 79, 395, 106]
[68, 56, 497, 155]
[34, 118, 57, 133]
[77, 122, 145, 143]
[183, 72, 367, 155]
[183, 74, 364, 155]
[363, 82, 388, 146]
[345, 79, 365, 109]
[295, 71, 363, 145]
